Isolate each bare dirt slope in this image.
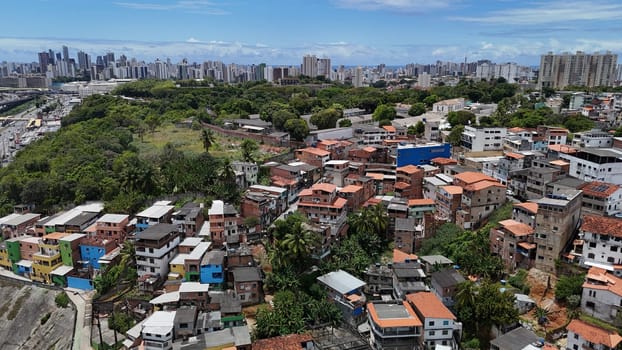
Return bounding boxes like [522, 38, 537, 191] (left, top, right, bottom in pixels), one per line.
[0, 279, 74, 350]
[524, 268, 568, 332]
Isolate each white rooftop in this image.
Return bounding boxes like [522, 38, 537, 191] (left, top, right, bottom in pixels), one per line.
[317, 269, 366, 295]
[44, 202, 104, 227]
[97, 214, 129, 224]
[180, 237, 204, 247]
[179, 282, 209, 293]
[326, 160, 349, 165]
[149, 292, 180, 305]
[142, 310, 176, 336]
[198, 221, 211, 238]
[424, 176, 447, 186]
[170, 253, 190, 265]
[60, 233, 86, 242]
[249, 185, 287, 194]
[51, 265, 73, 276]
[188, 242, 211, 259]
[21, 237, 40, 244]
[136, 204, 174, 219]
[0, 213, 27, 226]
[16, 259, 32, 268]
[208, 200, 224, 216]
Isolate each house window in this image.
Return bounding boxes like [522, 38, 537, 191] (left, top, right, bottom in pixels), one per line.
[442, 330, 448, 335]
[586, 301, 595, 309]
[429, 321, 435, 326]
[429, 331, 435, 336]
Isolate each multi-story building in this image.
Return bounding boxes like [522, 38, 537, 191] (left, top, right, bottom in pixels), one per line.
[240, 185, 288, 232]
[489, 219, 536, 271]
[357, 126, 389, 145]
[79, 235, 116, 270]
[559, 147, 622, 183]
[95, 214, 129, 243]
[566, 319, 622, 350]
[316, 139, 352, 160]
[580, 215, 622, 269]
[538, 51, 618, 89]
[135, 201, 175, 232]
[436, 186, 463, 223]
[317, 270, 367, 327]
[578, 181, 622, 216]
[171, 203, 204, 238]
[135, 223, 181, 281]
[142, 311, 176, 350]
[512, 202, 538, 229]
[424, 120, 441, 142]
[0, 213, 40, 239]
[534, 190, 582, 273]
[461, 126, 507, 152]
[533, 126, 568, 151]
[407, 292, 462, 350]
[395, 143, 452, 167]
[230, 161, 258, 189]
[208, 200, 240, 248]
[294, 147, 330, 168]
[200, 250, 225, 285]
[232, 266, 262, 306]
[572, 129, 613, 148]
[581, 266, 622, 323]
[298, 183, 348, 236]
[169, 241, 210, 282]
[367, 300, 422, 350]
[453, 172, 506, 229]
[395, 165, 424, 199]
[31, 232, 67, 284]
[324, 160, 350, 187]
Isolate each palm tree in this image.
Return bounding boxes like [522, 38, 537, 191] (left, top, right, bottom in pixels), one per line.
[200, 128, 214, 153]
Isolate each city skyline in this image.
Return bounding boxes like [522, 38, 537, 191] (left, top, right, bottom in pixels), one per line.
[2, 0, 622, 65]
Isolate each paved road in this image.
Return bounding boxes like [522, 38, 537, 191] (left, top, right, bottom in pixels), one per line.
[66, 288, 94, 350]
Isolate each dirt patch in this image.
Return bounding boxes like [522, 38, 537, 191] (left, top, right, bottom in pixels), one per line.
[523, 268, 568, 333]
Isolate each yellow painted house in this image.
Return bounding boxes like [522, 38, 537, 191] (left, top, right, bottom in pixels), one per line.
[169, 253, 188, 280]
[31, 232, 68, 284]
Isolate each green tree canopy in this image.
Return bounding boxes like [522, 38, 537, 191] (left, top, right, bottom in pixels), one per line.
[372, 104, 397, 121]
[408, 102, 426, 116]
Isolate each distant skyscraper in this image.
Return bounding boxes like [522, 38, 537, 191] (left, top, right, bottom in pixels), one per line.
[38, 52, 50, 74]
[106, 52, 115, 67]
[77, 51, 90, 70]
[56, 52, 62, 63]
[302, 54, 318, 78]
[62, 45, 69, 62]
[353, 66, 364, 87]
[317, 58, 331, 79]
[48, 49, 55, 65]
[538, 51, 618, 89]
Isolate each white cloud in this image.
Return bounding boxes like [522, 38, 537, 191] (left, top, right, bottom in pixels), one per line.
[451, 0, 622, 25]
[332, 0, 458, 13]
[186, 37, 200, 43]
[114, 1, 229, 15]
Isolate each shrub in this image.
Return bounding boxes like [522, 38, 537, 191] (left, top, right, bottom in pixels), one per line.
[41, 312, 51, 324]
[55, 292, 70, 308]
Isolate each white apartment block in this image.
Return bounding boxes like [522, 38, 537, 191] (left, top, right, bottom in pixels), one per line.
[432, 98, 465, 114]
[461, 126, 507, 152]
[559, 148, 622, 184]
[571, 130, 613, 148]
[580, 215, 622, 269]
[135, 224, 181, 279]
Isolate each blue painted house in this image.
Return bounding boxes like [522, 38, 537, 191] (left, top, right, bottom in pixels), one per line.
[80, 244, 106, 270]
[200, 250, 226, 285]
[396, 143, 451, 167]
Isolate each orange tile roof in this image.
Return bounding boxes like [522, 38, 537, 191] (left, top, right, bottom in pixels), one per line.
[393, 249, 418, 263]
[453, 172, 496, 185]
[566, 319, 622, 348]
[395, 182, 410, 190]
[442, 185, 463, 195]
[581, 215, 622, 238]
[464, 180, 505, 192]
[318, 139, 339, 146]
[299, 189, 313, 196]
[505, 152, 525, 159]
[43, 232, 70, 240]
[339, 185, 362, 193]
[514, 202, 538, 214]
[406, 292, 456, 320]
[363, 146, 377, 153]
[517, 242, 536, 250]
[366, 173, 385, 180]
[549, 159, 569, 166]
[583, 267, 622, 297]
[271, 176, 297, 187]
[547, 144, 577, 154]
[84, 223, 97, 233]
[298, 147, 330, 157]
[408, 199, 435, 206]
[382, 125, 397, 133]
[430, 157, 457, 165]
[312, 183, 337, 193]
[508, 127, 526, 133]
[299, 197, 347, 209]
[252, 333, 314, 350]
[580, 181, 621, 198]
[396, 165, 421, 175]
[367, 301, 422, 328]
[498, 219, 534, 236]
[364, 198, 382, 206]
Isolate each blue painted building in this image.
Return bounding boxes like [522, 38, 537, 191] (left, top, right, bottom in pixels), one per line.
[200, 250, 226, 285]
[396, 143, 451, 167]
[67, 276, 94, 291]
[80, 245, 107, 270]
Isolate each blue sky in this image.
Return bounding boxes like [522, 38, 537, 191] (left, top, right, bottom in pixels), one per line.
[1, 0, 622, 65]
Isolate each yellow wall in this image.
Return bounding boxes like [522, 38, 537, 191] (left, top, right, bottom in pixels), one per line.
[169, 263, 185, 277]
[0, 250, 11, 269]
